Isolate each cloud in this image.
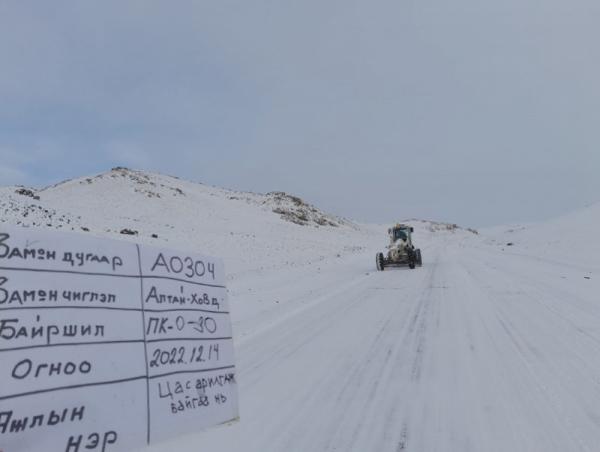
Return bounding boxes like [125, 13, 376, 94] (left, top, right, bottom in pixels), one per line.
[0, 0, 599, 226]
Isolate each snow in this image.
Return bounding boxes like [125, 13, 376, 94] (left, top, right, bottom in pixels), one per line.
[482, 202, 600, 271]
[1, 169, 598, 451]
[0, 168, 368, 281]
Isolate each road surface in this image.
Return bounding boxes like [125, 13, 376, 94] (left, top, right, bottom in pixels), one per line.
[145, 235, 600, 452]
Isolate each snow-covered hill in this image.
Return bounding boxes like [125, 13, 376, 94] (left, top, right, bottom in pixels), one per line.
[0, 168, 479, 280]
[481, 202, 600, 270]
[0, 168, 373, 279]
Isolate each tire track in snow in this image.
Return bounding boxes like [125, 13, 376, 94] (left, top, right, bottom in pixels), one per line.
[231, 261, 432, 452]
[363, 248, 444, 452]
[322, 263, 438, 452]
[459, 252, 594, 452]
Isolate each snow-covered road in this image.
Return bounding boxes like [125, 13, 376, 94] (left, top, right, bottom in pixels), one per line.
[3, 169, 598, 452]
[145, 235, 599, 452]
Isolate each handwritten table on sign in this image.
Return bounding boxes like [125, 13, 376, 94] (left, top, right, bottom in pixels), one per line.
[0, 227, 238, 452]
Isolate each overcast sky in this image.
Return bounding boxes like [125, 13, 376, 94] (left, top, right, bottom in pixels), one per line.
[1, 1, 599, 227]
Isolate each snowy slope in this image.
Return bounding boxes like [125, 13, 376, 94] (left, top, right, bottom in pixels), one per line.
[481, 202, 600, 270]
[0, 167, 369, 280]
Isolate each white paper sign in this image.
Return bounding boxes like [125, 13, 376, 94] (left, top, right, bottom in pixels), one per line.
[0, 226, 238, 452]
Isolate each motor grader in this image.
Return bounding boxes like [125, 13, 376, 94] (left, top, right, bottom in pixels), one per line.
[376, 223, 422, 270]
